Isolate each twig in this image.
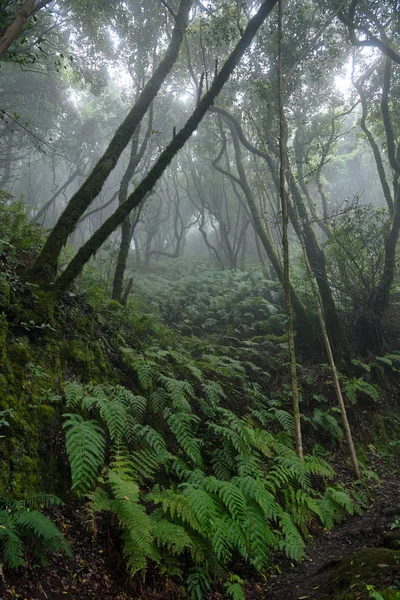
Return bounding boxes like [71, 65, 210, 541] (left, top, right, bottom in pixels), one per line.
[160, 0, 177, 18]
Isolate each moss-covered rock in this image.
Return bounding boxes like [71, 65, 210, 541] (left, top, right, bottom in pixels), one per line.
[318, 548, 400, 600]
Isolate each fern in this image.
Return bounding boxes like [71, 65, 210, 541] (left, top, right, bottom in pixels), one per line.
[151, 512, 193, 555]
[279, 511, 305, 560]
[0, 493, 63, 511]
[160, 375, 194, 412]
[14, 510, 71, 555]
[245, 504, 275, 569]
[204, 478, 247, 523]
[64, 381, 85, 408]
[148, 388, 169, 413]
[0, 511, 25, 568]
[131, 448, 165, 480]
[138, 425, 169, 460]
[63, 414, 106, 493]
[149, 486, 201, 533]
[224, 578, 245, 600]
[85, 386, 127, 443]
[187, 566, 212, 600]
[343, 377, 380, 404]
[0, 506, 71, 569]
[181, 484, 216, 534]
[167, 412, 203, 467]
[120, 349, 158, 392]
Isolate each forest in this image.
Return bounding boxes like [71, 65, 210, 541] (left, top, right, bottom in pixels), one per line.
[0, 0, 400, 598]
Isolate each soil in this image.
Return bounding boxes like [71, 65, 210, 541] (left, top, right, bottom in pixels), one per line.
[1, 476, 399, 600]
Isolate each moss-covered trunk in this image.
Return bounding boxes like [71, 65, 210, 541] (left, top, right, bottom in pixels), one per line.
[375, 187, 400, 313]
[29, 0, 193, 286]
[51, 0, 279, 298]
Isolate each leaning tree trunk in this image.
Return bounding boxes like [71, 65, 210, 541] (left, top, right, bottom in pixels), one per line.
[29, 0, 193, 285]
[50, 0, 279, 298]
[112, 105, 153, 301]
[0, 0, 51, 59]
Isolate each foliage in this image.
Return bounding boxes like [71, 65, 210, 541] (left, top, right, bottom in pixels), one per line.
[325, 204, 389, 312]
[0, 494, 71, 569]
[63, 377, 355, 597]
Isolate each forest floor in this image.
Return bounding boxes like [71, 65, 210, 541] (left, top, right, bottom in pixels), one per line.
[1, 474, 400, 600]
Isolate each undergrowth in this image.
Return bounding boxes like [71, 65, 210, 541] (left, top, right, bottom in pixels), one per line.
[63, 370, 356, 598]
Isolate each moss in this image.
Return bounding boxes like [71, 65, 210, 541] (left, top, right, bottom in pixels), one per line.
[22, 288, 56, 325]
[319, 548, 400, 600]
[379, 590, 400, 599]
[0, 313, 7, 365]
[64, 338, 110, 381]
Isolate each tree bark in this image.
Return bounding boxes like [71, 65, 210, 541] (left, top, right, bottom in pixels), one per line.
[374, 59, 400, 313]
[0, 0, 51, 59]
[29, 0, 193, 284]
[50, 0, 279, 297]
[112, 105, 153, 301]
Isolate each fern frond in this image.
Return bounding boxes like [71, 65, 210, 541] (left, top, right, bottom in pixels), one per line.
[118, 502, 154, 576]
[168, 412, 203, 467]
[224, 580, 245, 600]
[149, 388, 169, 414]
[151, 515, 193, 554]
[0, 520, 25, 568]
[160, 375, 194, 412]
[149, 487, 201, 533]
[202, 381, 226, 406]
[138, 425, 169, 460]
[14, 510, 72, 556]
[0, 494, 63, 511]
[187, 566, 212, 600]
[233, 477, 281, 520]
[131, 448, 166, 480]
[64, 382, 85, 409]
[245, 504, 275, 570]
[91, 393, 127, 443]
[211, 447, 236, 480]
[121, 350, 157, 392]
[279, 511, 305, 560]
[304, 455, 335, 478]
[63, 414, 105, 493]
[235, 453, 263, 478]
[181, 484, 216, 534]
[204, 478, 247, 523]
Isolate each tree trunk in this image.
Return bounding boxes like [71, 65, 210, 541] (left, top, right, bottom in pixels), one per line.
[288, 178, 350, 363]
[0, 0, 51, 59]
[374, 58, 400, 313]
[277, 0, 303, 460]
[221, 117, 308, 326]
[48, 0, 279, 297]
[29, 0, 193, 284]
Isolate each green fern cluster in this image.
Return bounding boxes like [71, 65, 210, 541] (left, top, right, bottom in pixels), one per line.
[63, 380, 355, 598]
[0, 495, 71, 569]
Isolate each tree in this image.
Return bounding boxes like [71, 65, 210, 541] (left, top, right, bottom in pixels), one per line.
[29, 0, 279, 298]
[29, 0, 194, 284]
[0, 0, 52, 59]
